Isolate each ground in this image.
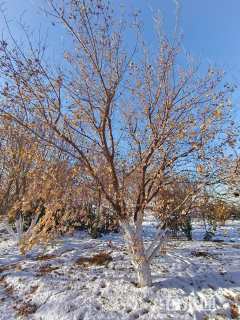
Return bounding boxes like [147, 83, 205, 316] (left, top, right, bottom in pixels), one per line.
[0, 219, 239, 320]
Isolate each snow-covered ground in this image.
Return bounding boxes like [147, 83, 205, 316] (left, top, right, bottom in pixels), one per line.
[0, 220, 240, 320]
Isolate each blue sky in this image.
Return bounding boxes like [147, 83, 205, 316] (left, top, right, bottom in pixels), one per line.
[1, 1, 240, 68]
[1, 1, 239, 196]
[1, 0, 240, 85]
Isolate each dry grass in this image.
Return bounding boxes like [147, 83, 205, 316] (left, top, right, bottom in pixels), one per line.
[0, 264, 16, 273]
[223, 292, 236, 301]
[0, 265, 9, 274]
[36, 254, 57, 261]
[191, 250, 216, 259]
[14, 302, 38, 317]
[0, 275, 5, 283]
[0, 276, 14, 297]
[29, 285, 39, 295]
[0, 262, 23, 274]
[232, 244, 240, 249]
[0, 272, 38, 317]
[5, 284, 14, 296]
[75, 251, 112, 267]
[37, 264, 59, 275]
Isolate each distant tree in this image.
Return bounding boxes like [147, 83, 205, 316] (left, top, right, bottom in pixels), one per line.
[153, 176, 199, 240]
[0, 117, 43, 219]
[0, 0, 235, 286]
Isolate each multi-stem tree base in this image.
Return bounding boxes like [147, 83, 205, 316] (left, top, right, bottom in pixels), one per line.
[135, 257, 152, 287]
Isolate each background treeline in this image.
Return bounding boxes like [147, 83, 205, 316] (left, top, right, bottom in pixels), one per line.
[0, 116, 238, 252]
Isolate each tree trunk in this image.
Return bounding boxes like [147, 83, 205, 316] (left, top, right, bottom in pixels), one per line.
[122, 223, 153, 287]
[134, 255, 152, 287]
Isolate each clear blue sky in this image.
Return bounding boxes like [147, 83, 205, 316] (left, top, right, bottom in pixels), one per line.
[1, 1, 239, 195]
[1, 0, 240, 82]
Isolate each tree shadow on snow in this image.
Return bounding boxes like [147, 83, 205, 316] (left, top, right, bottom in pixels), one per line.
[154, 270, 240, 294]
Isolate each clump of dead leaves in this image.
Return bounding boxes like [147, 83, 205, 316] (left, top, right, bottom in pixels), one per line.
[14, 302, 38, 317]
[75, 251, 112, 267]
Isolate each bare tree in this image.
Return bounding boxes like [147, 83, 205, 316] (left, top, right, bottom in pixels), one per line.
[0, 0, 235, 286]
